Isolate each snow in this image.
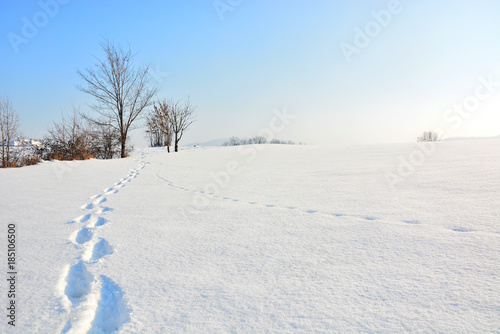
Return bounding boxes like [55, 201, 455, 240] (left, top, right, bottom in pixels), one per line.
[0, 141, 499, 333]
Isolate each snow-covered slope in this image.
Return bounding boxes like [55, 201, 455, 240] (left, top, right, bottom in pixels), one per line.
[0, 141, 499, 333]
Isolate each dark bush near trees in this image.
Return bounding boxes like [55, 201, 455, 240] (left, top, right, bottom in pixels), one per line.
[36, 109, 121, 161]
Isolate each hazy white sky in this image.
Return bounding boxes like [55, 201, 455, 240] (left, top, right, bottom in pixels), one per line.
[1, 0, 499, 146]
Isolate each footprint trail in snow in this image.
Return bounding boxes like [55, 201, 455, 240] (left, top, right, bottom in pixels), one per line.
[57, 161, 148, 333]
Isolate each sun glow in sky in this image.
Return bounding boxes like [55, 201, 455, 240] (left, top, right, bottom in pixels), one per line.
[1, 0, 499, 146]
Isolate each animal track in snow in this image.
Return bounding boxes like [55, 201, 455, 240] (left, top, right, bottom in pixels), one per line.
[153, 171, 441, 233]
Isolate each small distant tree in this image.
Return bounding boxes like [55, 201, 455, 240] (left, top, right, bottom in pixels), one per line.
[253, 136, 267, 144]
[0, 96, 20, 167]
[145, 99, 173, 151]
[170, 98, 196, 152]
[417, 131, 439, 142]
[229, 136, 241, 146]
[77, 40, 158, 158]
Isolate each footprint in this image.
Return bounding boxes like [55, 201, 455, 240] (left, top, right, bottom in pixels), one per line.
[90, 275, 130, 333]
[403, 220, 420, 225]
[452, 227, 474, 233]
[69, 214, 91, 224]
[90, 194, 101, 200]
[266, 204, 274, 207]
[87, 216, 108, 228]
[306, 210, 317, 214]
[363, 217, 376, 221]
[65, 261, 93, 300]
[332, 213, 344, 217]
[94, 197, 107, 204]
[94, 217, 108, 227]
[91, 239, 114, 261]
[75, 228, 93, 244]
[96, 207, 113, 214]
[81, 203, 94, 210]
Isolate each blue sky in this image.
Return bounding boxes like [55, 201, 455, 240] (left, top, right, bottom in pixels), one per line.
[1, 0, 499, 146]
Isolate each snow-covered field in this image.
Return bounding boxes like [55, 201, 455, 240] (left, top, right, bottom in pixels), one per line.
[0, 141, 499, 333]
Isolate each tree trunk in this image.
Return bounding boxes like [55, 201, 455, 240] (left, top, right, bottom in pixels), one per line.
[6, 140, 10, 164]
[174, 133, 179, 152]
[120, 137, 126, 158]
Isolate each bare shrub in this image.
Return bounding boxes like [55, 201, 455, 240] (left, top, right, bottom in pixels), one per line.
[37, 109, 94, 161]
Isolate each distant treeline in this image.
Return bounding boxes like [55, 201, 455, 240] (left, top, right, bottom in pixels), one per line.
[223, 136, 305, 146]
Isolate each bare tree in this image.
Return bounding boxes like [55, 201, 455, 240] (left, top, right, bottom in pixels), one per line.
[77, 40, 157, 158]
[145, 112, 161, 147]
[88, 117, 120, 159]
[0, 96, 20, 167]
[170, 98, 196, 152]
[417, 131, 439, 142]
